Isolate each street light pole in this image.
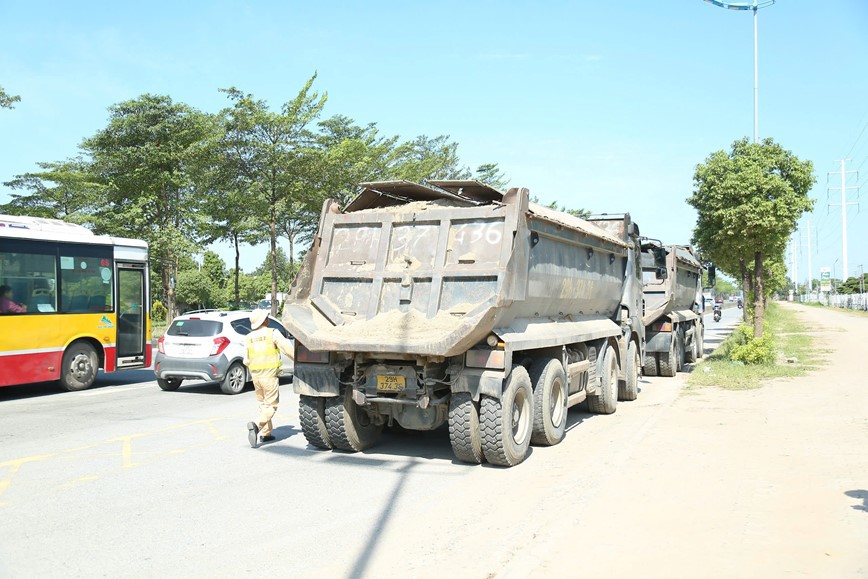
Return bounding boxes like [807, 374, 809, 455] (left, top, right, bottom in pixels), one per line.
[704, 0, 775, 143]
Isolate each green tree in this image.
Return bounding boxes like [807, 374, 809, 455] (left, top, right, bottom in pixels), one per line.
[391, 135, 472, 182]
[474, 163, 509, 190]
[81, 94, 220, 319]
[688, 137, 815, 337]
[219, 74, 327, 316]
[174, 268, 212, 312]
[1, 158, 103, 222]
[838, 274, 867, 294]
[0, 85, 20, 109]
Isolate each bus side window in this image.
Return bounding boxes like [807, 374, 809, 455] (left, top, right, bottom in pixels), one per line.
[0, 250, 58, 314]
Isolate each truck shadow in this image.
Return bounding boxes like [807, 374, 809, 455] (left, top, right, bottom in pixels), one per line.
[845, 489, 868, 512]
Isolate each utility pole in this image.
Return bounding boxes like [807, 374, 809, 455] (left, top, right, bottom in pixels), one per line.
[800, 220, 815, 292]
[828, 159, 859, 281]
[790, 234, 799, 294]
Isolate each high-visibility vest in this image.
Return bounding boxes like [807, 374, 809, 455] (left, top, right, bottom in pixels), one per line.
[246, 328, 281, 371]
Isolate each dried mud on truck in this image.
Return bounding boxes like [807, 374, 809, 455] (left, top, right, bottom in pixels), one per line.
[283, 180, 646, 466]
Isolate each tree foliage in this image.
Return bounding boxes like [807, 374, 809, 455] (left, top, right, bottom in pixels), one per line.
[218, 74, 327, 316]
[81, 94, 220, 318]
[0, 85, 20, 109]
[688, 138, 815, 336]
[1, 158, 104, 223]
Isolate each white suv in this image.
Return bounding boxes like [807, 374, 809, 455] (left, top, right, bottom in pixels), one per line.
[154, 310, 294, 394]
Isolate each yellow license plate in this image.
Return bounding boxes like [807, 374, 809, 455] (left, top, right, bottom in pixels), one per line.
[377, 375, 406, 391]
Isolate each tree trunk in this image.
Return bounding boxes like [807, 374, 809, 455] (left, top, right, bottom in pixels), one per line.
[738, 259, 748, 323]
[270, 203, 278, 318]
[160, 263, 172, 324]
[233, 230, 241, 309]
[753, 251, 764, 338]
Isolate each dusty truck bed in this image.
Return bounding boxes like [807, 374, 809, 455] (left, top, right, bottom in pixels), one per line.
[641, 244, 704, 326]
[283, 180, 630, 358]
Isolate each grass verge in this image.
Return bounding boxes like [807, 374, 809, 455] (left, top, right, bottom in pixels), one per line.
[687, 302, 825, 391]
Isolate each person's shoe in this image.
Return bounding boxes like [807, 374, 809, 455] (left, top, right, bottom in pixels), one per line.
[260, 435, 276, 443]
[247, 422, 259, 448]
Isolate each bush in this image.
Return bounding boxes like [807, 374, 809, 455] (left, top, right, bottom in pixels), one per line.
[730, 334, 775, 365]
[152, 300, 168, 323]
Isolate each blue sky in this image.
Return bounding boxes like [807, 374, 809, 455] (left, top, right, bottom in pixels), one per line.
[2, 0, 867, 285]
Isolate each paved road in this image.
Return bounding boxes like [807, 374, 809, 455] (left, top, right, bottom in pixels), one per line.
[1, 304, 864, 577]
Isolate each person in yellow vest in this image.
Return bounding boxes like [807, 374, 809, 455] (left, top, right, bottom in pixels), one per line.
[244, 309, 295, 448]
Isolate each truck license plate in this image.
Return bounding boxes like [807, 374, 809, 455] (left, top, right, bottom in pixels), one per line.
[377, 375, 405, 391]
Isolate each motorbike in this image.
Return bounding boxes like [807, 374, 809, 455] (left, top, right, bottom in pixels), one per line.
[737, 299, 743, 309]
[713, 305, 722, 322]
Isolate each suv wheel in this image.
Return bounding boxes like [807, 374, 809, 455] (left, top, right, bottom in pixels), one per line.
[220, 362, 247, 395]
[158, 378, 182, 391]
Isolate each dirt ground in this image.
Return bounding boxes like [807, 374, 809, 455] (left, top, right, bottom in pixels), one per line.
[351, 302, 868, 578]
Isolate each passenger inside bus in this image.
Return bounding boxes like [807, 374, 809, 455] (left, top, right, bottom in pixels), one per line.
[0, 284, 28, 314]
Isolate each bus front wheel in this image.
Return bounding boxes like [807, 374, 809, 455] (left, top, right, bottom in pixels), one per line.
[60, 342, 98, 391]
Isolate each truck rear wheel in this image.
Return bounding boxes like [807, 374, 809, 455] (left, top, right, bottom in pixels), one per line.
[529, 359, 567, 446]
[299, 395, 332, 449]
[659, 335, 677, 377]
[588, 346, 618, 414]
[643, 355, 658, 377]
[481, 365, 533, 466]
[325, 387, 382, 451]
[448, 392, 484, 464]
[684, 327, 698, 363]
[618, 341, 640, 401]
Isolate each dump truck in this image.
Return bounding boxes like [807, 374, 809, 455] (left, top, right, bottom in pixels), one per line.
[639, 242, 708, 377]
[282, 180, 645, 466]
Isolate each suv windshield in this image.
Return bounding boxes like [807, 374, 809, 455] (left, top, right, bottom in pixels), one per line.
[167, 319, 222, 337]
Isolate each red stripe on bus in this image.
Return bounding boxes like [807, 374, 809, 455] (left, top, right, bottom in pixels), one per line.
[0, 350, 62, 387]
[104, 346, 116, 372]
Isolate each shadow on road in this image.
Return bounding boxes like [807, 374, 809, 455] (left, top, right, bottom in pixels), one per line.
[845, 489, 868, 512]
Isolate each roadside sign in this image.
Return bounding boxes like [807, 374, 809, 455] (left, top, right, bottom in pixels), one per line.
[820, 267, 832, 293]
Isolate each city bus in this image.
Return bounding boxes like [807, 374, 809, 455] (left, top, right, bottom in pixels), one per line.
[0, 215, 151, 390]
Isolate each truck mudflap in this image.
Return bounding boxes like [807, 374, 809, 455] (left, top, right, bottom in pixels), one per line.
[293, 363, 341, 397]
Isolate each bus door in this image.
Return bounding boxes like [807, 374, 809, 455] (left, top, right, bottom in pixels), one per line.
[116, 264, 147, 368]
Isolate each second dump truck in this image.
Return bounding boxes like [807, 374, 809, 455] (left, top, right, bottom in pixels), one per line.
[640, 242, 707, 377]
[283, 180, 645, 466]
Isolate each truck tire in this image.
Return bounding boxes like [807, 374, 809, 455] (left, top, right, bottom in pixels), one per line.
[643, 354, 658, 377]
[659, 335, 677, 377]
[618, 341, 640, 401]
[60, 341, 99, 391]
[299, 395, 332, 450]
[481, 365, 533, 467]
[220, 362, 247, 395]
[448, 393, 484, 464]
[529, 359, 567, 446]
[684, 326, 698, 364]
[588, 347, 618, 414]
[325, 387, 382, 452]
[157, 378, 182, 391]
